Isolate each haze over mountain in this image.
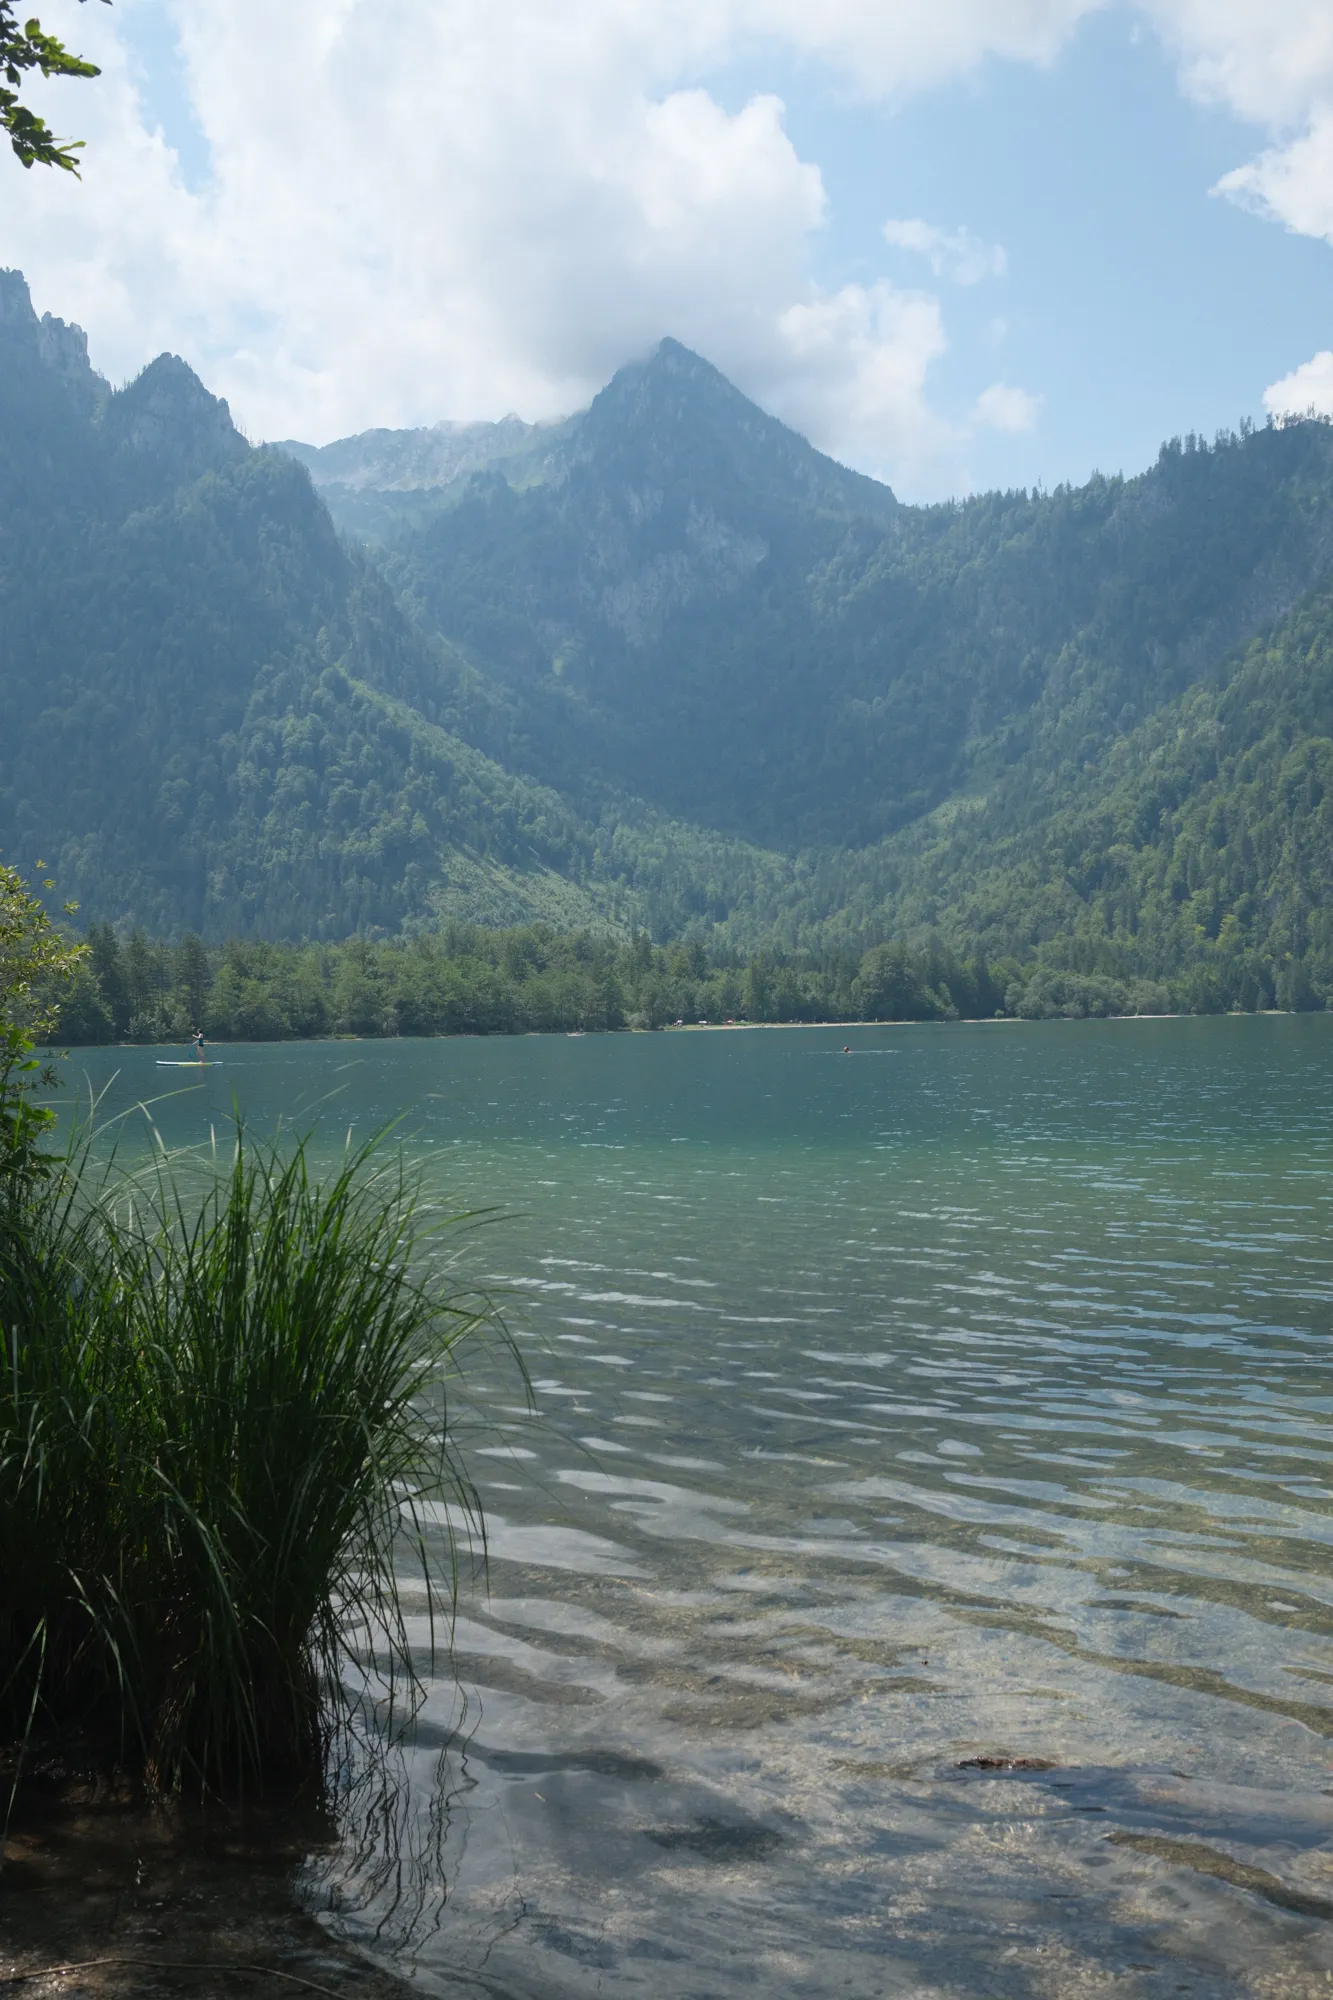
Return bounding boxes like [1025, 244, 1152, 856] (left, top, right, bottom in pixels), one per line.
[275, 413, 562, 544]
[5, 266, 1333, 1003]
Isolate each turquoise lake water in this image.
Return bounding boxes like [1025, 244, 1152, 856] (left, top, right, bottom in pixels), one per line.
[67, 1018, 1333, 1997]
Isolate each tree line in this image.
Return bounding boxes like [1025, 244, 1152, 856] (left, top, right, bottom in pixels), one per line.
[48, 920, 1319, 1047]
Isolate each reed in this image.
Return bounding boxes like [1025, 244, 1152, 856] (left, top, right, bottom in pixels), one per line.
[0, 1125, 494, 1794]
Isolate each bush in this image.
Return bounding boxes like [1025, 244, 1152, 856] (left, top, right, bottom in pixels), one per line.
[0, 861, 85, 1181]
[0, 1127, 499, 1794]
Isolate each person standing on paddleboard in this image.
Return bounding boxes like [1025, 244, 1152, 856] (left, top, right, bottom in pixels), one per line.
[193, 1028, 205, 1062]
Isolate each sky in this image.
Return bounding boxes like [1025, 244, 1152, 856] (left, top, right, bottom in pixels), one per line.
[3, 1, 1333, 502]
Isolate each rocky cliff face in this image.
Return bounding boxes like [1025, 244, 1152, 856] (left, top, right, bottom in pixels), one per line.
[101, 352, 250, 495]
[0, 271, 248, 502]
[0, 267, 104, 417]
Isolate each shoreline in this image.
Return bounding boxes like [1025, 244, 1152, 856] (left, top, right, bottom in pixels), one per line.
[1, 1773, 415, 2000]
[42, 1006, 1303, 1058]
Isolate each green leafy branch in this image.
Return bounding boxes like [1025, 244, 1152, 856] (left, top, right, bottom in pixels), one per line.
[2, 0, 109, 174]
[0, 860, 85, 1181]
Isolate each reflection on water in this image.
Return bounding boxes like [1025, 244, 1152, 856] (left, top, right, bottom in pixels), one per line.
[70, 1019, 1333, 1995]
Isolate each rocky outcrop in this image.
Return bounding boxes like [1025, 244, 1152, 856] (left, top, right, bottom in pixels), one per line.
[0, 267, 104, 415]
[100, 352, 249, 487]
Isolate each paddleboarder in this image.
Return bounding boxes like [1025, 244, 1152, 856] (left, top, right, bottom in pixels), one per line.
[193, 1028, 205, 1063]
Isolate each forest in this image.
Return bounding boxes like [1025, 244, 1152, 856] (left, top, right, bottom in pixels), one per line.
[52, 918, 1308, 1048]
[7, 271, 1333, 1011]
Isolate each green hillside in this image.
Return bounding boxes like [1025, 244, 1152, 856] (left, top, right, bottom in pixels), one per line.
[7, 262, 1333, 1010]
[319, 351, 1333, 857]
[0, 272, 771, 939]
[869, 579, 1333, 1010]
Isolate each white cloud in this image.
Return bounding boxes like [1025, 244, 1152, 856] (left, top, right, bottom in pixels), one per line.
[1133, 3, 1333, 247]
[0, 12, 204, 387]
[730, 0, 1102, 100]
[772, 282, 952, 483]
[882, 219, 1006, 284]
[1130, 5, 1333, 450]
[1140, 2, 1333, 129]
[6, 0, 1333, 503]
[1215, 114, 1333, 245]
[8, 0, 1063, 497]
[975, 381, 1043, 433]
[1264, 350, 1333, 422]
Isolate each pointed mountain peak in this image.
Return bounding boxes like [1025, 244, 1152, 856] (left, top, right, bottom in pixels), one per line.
[591, 337, 754, 419]
[0, 267, 35, 328]
[102, 353, 249, 483]
[645, 335, 730, 378]
[572, 338, 897, 521]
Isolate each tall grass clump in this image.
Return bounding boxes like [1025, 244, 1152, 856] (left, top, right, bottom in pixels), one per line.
[0, 1125, 496, 1795]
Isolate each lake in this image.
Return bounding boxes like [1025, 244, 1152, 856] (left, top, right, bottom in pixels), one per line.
[67, 1017, 1333, 1997]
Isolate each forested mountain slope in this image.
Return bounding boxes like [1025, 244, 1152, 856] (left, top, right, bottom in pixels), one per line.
[0, 271, 775, 937]
[8, 261, 1333, 1007]
[303, 345, 1333, 855]
[862, 579, 1333, 1007]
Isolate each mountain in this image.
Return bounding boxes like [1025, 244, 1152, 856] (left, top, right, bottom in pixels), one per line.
[296, 346, 1333, 860]
[292, 342, 907, 844]
[0, 270, 678, 937]
[275, 411, 563, 542]
[278, 413, 547, 493]
[869, 573, 1333, 1005]
[6, 265, 1333, 1008]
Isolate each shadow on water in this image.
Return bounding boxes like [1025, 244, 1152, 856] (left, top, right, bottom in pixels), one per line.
[1, 1700, 492, 1996]
[0, 1761, 410, 1998]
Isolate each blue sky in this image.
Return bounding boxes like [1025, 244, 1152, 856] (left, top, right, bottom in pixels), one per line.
[765, 11, 1333, 493]
[4, 2, 1333, 501]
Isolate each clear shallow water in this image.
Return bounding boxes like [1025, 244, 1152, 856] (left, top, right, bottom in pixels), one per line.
[66, 1018, 1333, 1997]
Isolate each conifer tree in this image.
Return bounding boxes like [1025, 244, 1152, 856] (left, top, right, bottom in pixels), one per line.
[88, 922, 130, 1039]
[175, 933, 212, 1026]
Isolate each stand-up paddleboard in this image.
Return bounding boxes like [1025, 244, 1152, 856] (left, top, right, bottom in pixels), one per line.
[155, 1059, 221, 1067]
